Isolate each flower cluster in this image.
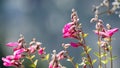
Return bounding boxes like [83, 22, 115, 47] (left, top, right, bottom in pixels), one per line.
[93, 0, 120, 17]
[91, 15, 119, 68]
[2, 35, 46, 68]
[1, 8, 119, 68]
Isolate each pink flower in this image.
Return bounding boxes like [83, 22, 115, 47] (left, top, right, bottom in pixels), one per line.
[63, 22, 78, 39]
[70, 42, 83, 48]
[6, 42, 18, 47]
[13, 48, 25, 56]
[57, 50, 66, 60]
[94, 28, 119, 37]
[2, 55, 21, 67]
[49, 60, 61, 68]
[38, 48, 45, 55]
[28, 45, 37, 53]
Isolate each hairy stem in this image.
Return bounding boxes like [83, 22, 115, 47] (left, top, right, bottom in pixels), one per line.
[109, 37, 113, 68]
[83, 45, 93, 68]
[98, 31, 102, 68]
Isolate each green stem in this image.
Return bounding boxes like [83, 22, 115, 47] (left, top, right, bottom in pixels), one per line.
[98, 31, 102, 68]
[81, 30, 93, 68]
[109, 37, 113, 68]
[83, 45, 93, 68]
[65, 49, 76, 68]
[110, 50, 113, 68]
[27, 54, 36, 68]
[104, 49, 107, 68]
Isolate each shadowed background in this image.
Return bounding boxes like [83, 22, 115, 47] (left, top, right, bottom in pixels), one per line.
[0, 0, 120, 68]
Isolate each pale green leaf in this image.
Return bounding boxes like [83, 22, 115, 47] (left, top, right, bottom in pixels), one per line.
[34, 59, 38, 66]
[94, 52, 100, 58]
[108, 45, 112, 51]
[75, 63, 79, 68]
[83, 33, 88, 38]
[42, 54, 50, 61]
[108, 56, 117, 61]
[81, 52, 85, 56]
[92, 59, 97, 64]
[67, 57, 74, 62]
[87, 47, 92, 53]
[101, 59, 108, 64]
[29, 64, 35, 68]
[79, 62, 84, 66]
[30, 55, 35, 59]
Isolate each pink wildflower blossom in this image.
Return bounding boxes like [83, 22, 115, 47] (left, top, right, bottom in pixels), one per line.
[28, 45, 37, 53]
[63, 22, 78, 39]
[38, 48, 45, 55]
[94, 28, 119, 37]
[70, 42, 83, 48]
[13, 48, 25, 56]
[6, 42, 18, 47]
[57, 50, 66, 60]
[2, 55, 21, 67]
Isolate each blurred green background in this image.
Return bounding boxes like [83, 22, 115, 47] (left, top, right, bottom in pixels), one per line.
[0, 0, 120, 68]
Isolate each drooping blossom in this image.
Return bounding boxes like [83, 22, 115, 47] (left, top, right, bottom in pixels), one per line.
[38, 47, 45, 55]
[63, 22, 78, 39]
[94, 28, 119, 37]
[6, 42, 18, 47]
[57, 50, 66, 60]
[70, 42, 83, 48]
[49, 50, 62, 68]
[2, 55, 21, 67]
[13, 48, 25, 56]
[27, 45, 37, 53]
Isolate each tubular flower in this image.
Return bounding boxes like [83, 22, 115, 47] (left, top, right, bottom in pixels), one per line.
[94, 28, 119, 37]
[2, 55, 21, 67]
[57, 50, 66, 60]
[70, 42, 83, 48]
[13, 48, 25, 56]
[63, 22, 78, 39]
[27, 45, 37, 53]
[6, 42, 18, 47]
[38, 47, 45, 55]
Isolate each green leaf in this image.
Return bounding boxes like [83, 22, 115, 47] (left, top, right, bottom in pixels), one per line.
[94, 52, 100, 58]
[85, 61, 90, 65]
[101, 53, 107, 57]
[81, 52, 85, 56]
[67, 57, 74, 62]
[42, 54, 50, 61]
[87, 46, 92, 53]
[75, 63, 79, 68]
[101, 59, 108, 64]
[79, 62, 85, 66]
[30, 55, 35, 59]
[29, 64, 35, 68]
[108, 45, 112, 51]
[94, 52, 107, 58]
[92, 59, 97, 64]
[83, 33, 88, 38]
[34, 59, 38, 66]
[108, 56, 117, 61]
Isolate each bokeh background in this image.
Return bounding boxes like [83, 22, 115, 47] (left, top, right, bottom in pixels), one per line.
[0, 0, 120, 68]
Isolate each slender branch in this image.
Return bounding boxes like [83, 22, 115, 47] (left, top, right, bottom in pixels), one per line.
[109, 37, 113, 68]
[98, 31, 102, 68]
[80, 28, 93, 68]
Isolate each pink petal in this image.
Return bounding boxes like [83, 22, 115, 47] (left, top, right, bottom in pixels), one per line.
[94, 30, 110, 37]
[13, 48, 25, 56]
[6, 42, 18, 47]
[70, 42, 82, 48]
[38, 48, 45, 55]
[107, 28, 119, 36]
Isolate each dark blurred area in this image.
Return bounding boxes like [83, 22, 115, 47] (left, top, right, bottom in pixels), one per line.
[0, 0, 120, 68]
